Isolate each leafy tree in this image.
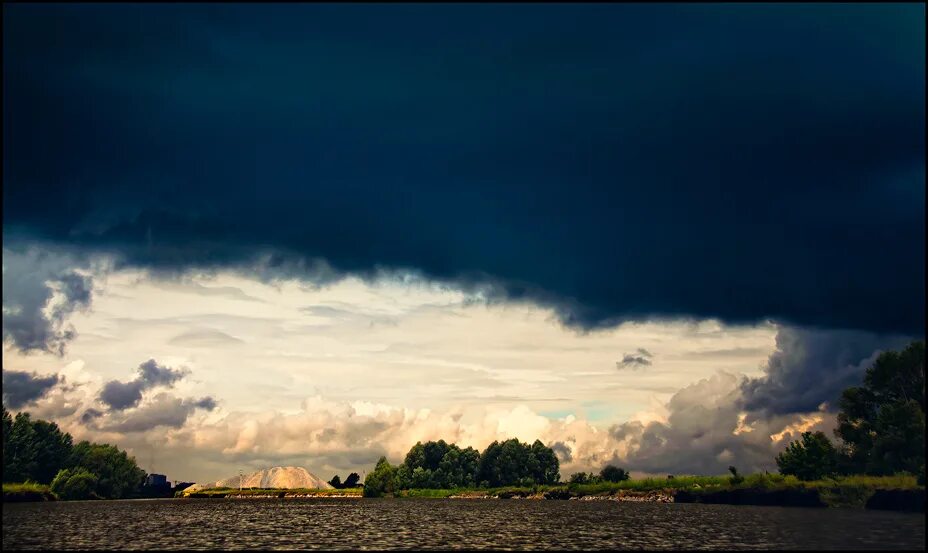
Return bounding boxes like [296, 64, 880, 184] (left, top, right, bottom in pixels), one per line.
[1, 409, 147, 499]
[343, 472, 361, 488]
[363, 456, 398, 497]
[600, 465, 630, 483]
[2, 410, 73, 484]
[51, 468, 99, 500]
[387, 438, 560, 490]
[68, 441, 146, 499]
[530, 439, 560, 484]
[775, 431, 839, 481]
[3, 407, 14, 480]
[328, 475, 342, 489]
[569, 472, 591, 484]
[476, 438, 559, 488]
[835, 341, 925, 475]
[396, 440, 481, 489]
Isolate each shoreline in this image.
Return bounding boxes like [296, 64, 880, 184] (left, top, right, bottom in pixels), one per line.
[175, 486, 923, 512]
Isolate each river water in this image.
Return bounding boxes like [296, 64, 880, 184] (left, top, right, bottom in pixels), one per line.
[3, 498, 925, 550]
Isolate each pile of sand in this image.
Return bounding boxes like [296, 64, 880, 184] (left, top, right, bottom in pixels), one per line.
[187, 466, 333, 491]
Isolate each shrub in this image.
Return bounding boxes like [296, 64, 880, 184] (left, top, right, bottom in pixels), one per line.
[51, 468, 99, 500]
[600, 465, 630, 483]
[728, 466, 744, 485]
[363, 457, 398, 497]
[775, 431, 838, 481]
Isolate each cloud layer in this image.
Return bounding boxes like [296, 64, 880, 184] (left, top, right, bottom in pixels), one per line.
[3, 3, 923, 335]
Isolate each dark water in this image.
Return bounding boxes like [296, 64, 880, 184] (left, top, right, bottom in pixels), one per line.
[3, 498, 925, 550]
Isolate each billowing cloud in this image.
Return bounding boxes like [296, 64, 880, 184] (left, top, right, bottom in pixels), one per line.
[104, 393, 217, 433]
[1, 370, 61, 408]
[739, 326, 912, 417]
[606, 372, 773, 474]
[2, 4, 923, 336]
[99, 359, 189, 410]
[2, 247, 95, 356]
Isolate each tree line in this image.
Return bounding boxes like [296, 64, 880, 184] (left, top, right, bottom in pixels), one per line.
[363, 438, 562, 497]
[328, 472, 361, 489]
[2, 407, 147, 500]
[567, 464, 630, 484]
[775, 341, 925, 483]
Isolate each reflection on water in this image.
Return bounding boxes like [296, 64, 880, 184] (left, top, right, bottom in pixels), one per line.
[3, 498, 925, 550]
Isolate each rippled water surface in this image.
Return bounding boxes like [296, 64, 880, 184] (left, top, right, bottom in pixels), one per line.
[4, 498, 925, 550]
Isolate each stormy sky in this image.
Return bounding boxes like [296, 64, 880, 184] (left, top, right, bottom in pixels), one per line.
[2, 3, 924, 483]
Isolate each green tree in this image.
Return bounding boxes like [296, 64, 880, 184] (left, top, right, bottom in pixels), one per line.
[775, 431, 838, 481]
[398, 440, 481, 489]
[343, 472, 361, 488]
[569, 472, 590, 484]
[530, 439, 560, 484]
[835, 341, 925, 475]
[68, 441, 146, 499]
[476, 439, 560, 487]
[2, 410, 72, 484]
[363, 456, 398, 497]
[51, 468, 99, 500]
[600, 465, 630, 483]
[2, 407, 13, 480]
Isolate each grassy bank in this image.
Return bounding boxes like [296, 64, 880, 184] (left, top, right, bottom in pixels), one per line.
[3, 482, 58, 502]
[179, 487, 362, 498]
[394, 473, 922, 508]
[173, 474, 922, 508]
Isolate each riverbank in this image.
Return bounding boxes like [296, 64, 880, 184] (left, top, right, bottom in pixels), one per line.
[178, 487, 363, 498]
[393, 473, 924, 511]
[16, 474, 921, 511]
[3, 483, 57, 502]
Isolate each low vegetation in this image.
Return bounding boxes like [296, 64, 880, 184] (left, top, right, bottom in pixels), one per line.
[3, 482, 58, 502]
[390, 473, 920, 507]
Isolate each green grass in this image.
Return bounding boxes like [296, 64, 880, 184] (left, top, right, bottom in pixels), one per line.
[389, 473, 922, 507]
[3, 482, 58, 502]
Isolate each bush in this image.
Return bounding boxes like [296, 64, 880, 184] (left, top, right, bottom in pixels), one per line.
[728, 466, 744, 485]
[51, 468, 99, 500]
[775, 431, 838, 481]
[600, 465, 630, 483]
[363, 457, 398, 497]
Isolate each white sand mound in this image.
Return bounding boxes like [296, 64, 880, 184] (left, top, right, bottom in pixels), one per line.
[187, 466, 333, 491]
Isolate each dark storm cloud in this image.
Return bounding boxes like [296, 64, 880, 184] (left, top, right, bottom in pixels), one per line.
[99, 359, 189, 411]
[99, 380, 146, 411]
[618, 348, 654, 369]
[604, 326, 916, 474]
[3, 4, 924, 334]
[740, 326, 912, 418]
[2, 248, 95, 355]
[1, 370, 61, 408]
[104, 393, 217, 433]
